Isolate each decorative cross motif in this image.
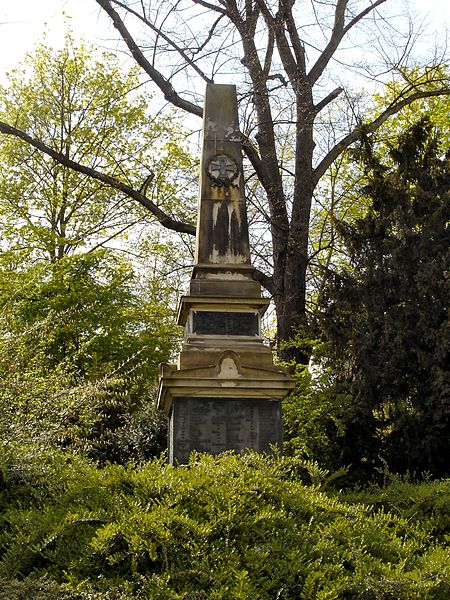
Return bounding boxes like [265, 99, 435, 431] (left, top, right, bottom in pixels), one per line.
[207, 153, 239, 186]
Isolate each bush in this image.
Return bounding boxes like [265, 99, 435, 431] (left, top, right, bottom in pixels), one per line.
[0, 450, 449, 598]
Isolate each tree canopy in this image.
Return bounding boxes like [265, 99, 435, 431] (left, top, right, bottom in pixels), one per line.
[287, 118, 449, 479]
[0, 249, 178, 464]
[1, 0, 449, 359]
[0, 40, 194, 464]
[0, 37, 196, 264]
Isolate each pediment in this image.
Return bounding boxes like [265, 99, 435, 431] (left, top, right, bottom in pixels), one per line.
[163, 350, 291, 381]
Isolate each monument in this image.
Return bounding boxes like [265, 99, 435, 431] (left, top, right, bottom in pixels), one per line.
[157, 84, 294, 464]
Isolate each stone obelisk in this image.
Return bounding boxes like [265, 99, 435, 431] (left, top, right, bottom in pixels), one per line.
[157, 84, 294, 464]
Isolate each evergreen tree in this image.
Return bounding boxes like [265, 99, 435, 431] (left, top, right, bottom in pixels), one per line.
[316, 119, 449, 478]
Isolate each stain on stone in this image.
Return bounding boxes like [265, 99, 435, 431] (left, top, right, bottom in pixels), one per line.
[230, 208, 241, 255]
[213, 201, 230, 256]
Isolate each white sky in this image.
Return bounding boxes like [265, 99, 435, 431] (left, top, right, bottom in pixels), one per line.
[0, 0, 114, 75]
[0, 1, 449, 79]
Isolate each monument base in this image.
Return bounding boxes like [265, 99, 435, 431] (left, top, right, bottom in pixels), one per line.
[168, 397, 282, 464]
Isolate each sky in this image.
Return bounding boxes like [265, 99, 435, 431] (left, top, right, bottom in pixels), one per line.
[0, 0, 113, 75]
[0, 0, 449, 80]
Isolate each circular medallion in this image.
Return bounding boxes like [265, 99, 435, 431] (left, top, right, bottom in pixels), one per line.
[206, 154, 239, 186]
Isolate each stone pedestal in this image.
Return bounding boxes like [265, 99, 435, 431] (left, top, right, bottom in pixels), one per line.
[169, 398, 281, 464]
[157, 302, 294, 462]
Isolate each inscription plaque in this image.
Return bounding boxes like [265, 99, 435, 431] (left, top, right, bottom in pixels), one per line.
[192, 311, 258, 336]
[169, 397, 281, 464]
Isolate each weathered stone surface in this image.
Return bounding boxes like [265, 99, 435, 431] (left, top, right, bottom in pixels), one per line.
[189, 278, 261, 298]
[176, 343, 276, 371]
[195, 84, 251, 267]
[158, 350, 294, 415]
[169, 397, 282, 464]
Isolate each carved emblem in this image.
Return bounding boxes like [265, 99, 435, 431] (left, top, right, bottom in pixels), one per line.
[206, 153, 239, 186]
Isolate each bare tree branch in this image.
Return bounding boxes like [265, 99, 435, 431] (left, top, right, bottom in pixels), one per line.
[263, 27, 275, 77]
[256, 0, 300, 90]
[193, 14, 227, 55]
[314, 86, 344, 114]
[344, 0, 388, 35]
[282, 0, 306, 72]
[308, 0, 387, 84]
[110, 0, 214, 84]
[241, 134, 272, 191]
[95, 0, 203, 116]
[0, 120, 196, 236]
[191, 0, 227, 15]
[252, 267, 274, 294]
[314, 87, 450, 183]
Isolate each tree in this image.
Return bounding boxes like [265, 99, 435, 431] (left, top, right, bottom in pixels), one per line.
[313, 119, 449, 478]
[0, 249, 177, 463]
[1, 1, 449, 361]
[0, 40, 199, 463]
[307, 72, 450, 292]
[0, 38, 196, 264]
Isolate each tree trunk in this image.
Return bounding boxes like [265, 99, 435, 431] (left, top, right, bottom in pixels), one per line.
[272, 83, 316, 363]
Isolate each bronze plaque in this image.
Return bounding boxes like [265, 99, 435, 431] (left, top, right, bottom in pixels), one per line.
[192, 311, 258, 336]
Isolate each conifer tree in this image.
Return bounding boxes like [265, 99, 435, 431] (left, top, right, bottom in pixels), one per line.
[316, 119, 449, 477]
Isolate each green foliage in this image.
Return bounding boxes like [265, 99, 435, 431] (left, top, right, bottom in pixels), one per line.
[309, 72, 450, 294]
[0, 37, 200, 472]
[0, 451, 449, 599]
[372, 68, 450, 153]
[345, 476, 450, 541]
[283, 362, 354, 474]
[0, 37, 195, 263]
[0, 250, 175, 463]
[1, 250, 173, 375]
[310, 118, 449, 479]
[0, 38, 195, 466]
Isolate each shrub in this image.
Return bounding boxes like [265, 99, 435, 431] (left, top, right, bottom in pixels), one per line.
[1, 450, 449, 598]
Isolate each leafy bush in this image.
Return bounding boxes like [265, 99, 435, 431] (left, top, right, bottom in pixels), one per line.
[0, 450, 448, 599]
[283, 363, 357, 475]
[344, 475, 450, 540]
[0, 252, 174, 464]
